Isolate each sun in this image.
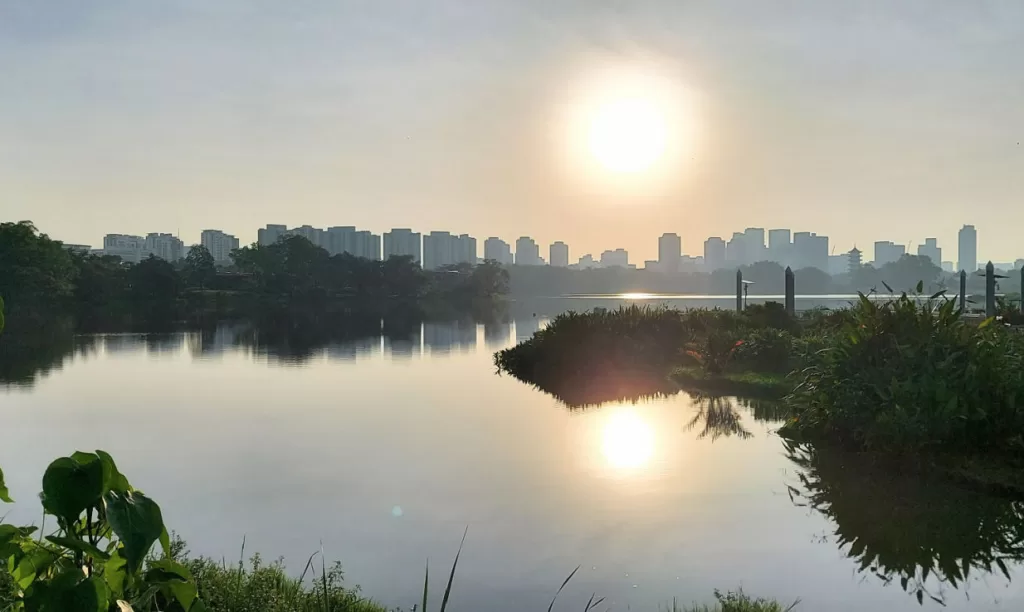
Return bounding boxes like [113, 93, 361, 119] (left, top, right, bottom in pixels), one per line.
[587, 96, 668, 173]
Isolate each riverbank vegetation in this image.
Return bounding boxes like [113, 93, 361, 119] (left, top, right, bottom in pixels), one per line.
[0, 221, 507, 331]
[495, 293, 1024, 494]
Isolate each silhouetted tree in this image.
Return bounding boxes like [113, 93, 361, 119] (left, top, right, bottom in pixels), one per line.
[184, 244, 217, 290]
[0, 221, 76, 318]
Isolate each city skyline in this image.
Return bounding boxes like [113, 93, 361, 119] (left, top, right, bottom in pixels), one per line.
[77, 220, 1020, 273]
[3, 3, 1023, 265]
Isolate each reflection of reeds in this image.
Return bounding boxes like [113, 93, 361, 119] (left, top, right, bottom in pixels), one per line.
[685, 394, 752, 441]
[785, 442, 1024, 606]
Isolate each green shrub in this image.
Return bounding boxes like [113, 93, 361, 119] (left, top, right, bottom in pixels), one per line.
[742, 302, 798, 333]
[782, 293, 1024, 453]
[731, 328, 795, 374]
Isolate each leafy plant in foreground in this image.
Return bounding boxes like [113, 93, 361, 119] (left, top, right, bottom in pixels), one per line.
[0, 451, 204, 611]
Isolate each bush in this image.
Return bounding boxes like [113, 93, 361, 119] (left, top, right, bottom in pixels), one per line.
[742, 302, 798, 333]
[731, 328, 795, 374]
[782, 294, 1024, 453]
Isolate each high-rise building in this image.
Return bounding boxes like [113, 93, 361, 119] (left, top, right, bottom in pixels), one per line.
[144, 233, 184, 262]
[483, 237, 512, 264]
[768, 229, 791, 265]
[917, 238, 941, 266]
[102, 234, 145, 263]
[549, 241, 569, 267]
[958, 225, 977, 272]
[325, 226, 355, 256]
[942, 261, 955, 273]
[514, 237, 541, 266]
[744, 228, 766, 263]
[352, 230, 381, 260]
[726, 232, 747, 266]
[200, 230, 240, 265]
[455, 234, 476, 265]
[423, 231, 454, 270]
[703, 237, 726, 271]
[873, 241, 906, 266]
[793, 232, 828, 271]
[257, 224, 288, 246]
[290, 225, 325, 248]
[658, 233, 681, 273]
[575, 254, 597, 269]
[383, 228, 421, 264]
[600, 248, 629, 268]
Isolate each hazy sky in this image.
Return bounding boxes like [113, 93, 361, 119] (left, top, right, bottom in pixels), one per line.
[2, 1, 1022, 263]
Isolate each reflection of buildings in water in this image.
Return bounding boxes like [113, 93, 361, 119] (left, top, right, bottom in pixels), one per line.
[423, 321, 477, 355]
[483, 321, 512, 348]
[326, 335, 382, 362]
[187, 323, 248, 357]
[103, 334, 148, 355]
[455, 321, 476, 352]
[145, 334, 183, 355]
[513, 317, 542, 342]
[384, 326, 421, 359]
[423, 322, 456, 355]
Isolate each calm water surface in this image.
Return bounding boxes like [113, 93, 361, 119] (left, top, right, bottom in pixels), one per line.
[2, 308, 1023, 611]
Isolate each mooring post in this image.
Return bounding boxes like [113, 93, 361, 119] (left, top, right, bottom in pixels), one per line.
[784, 266, 795, 316]
[959, 270, 967, 314]
[736, 269, 743, 312]
[1020, 267, 1024, 315]
[986, 261, 996, 318]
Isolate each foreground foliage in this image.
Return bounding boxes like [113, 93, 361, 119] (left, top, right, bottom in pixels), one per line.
[0, 451, 203, 611]
[781, 292, 1024, 454]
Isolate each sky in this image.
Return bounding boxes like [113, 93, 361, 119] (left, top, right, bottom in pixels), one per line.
[2, 0, 1023, 264]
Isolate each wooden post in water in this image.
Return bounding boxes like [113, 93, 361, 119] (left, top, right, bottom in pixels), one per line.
[784, 266, 795, 317]
[736, 269, 743, 312]
[1020, 267, 1024, 315]
[959, 270, 967, 314]
[986, 261, 996, 318]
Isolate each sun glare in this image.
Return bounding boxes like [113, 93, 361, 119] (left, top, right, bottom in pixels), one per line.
[558, 59, 694, 187]
[587, 97, 667, 173]
[601, 409, 655, 470]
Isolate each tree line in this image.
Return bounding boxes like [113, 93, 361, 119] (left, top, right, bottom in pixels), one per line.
[0, 221, 508, 328]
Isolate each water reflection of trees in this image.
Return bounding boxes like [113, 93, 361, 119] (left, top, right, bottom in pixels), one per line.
[524, 369, 682, 410]
[785, 442, 1024, 606]
[0, 322, 98, 387]
[684, 394, 752, 441]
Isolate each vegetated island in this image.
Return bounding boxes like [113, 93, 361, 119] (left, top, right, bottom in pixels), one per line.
[494, 295, 1024, 497]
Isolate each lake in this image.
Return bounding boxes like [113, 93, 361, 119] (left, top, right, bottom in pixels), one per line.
[2, 301, 1023, 611]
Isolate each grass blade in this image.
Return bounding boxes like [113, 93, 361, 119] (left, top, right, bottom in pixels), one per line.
[439, 527, 468, 612]
[421, 560, 430, 612]
[547, 565, 580, 612]
[321, 541, 329, 612]
[298, 550, 320, 588]
[236, 535, 246, 593]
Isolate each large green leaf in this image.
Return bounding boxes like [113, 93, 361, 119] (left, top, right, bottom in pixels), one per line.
[96, 450, 131, 494]
[12, 546, 55, 590]
[0, 466, 12, 503]
[144, 560, 198, 610]
[104, 550, 129, 596]
[104, 491, 165, 574]
[45, 536, 110, 561]
[42, 574, 110, 612]
[41, 454, 105, 525]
